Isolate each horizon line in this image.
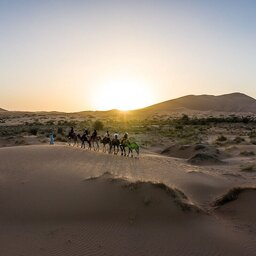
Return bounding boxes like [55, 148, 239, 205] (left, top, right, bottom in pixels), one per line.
[1, 91, 253, 113]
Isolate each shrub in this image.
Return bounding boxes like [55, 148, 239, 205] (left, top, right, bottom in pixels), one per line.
[216, 135, 227, 142]
[29, 127, 38, 135]
[249, 131, 256, 138]
[46, 120, 55, 125]
[175, 125, 183, 130]
[250, 139, 256, 145]
[57, 127, 63, 135]
[240, 164, 256, 172]
[15, 139, 26, 145]
[240, 151, 255, 156]
[181, 114, 189, 124]
[93, 120, 104, 130]
[233, 136, 245, 144]
[56, 134, 68, 142]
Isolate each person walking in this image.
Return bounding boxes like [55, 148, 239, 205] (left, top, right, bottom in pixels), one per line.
[49, 130, 55, 145]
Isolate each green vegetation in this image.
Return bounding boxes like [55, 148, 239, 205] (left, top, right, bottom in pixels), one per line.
[29, 127, 38, 135]
[57, 127, 64, 135]
[93, 120, 104, 130]
[240, 151, 255, 156]
[1, 112, 256, 148]
[240, 164, 256, 172]
[216, 135, 227, 142]
[233, 136, 245, 144]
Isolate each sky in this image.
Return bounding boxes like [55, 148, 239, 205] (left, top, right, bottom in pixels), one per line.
[0, 0, 255, 111]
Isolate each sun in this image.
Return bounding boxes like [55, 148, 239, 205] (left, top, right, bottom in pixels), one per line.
[93, 77, 154, 111]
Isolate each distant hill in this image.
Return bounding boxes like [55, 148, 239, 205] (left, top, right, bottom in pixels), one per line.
[1, 93, 255, 115]
[141, 93, 256, 113]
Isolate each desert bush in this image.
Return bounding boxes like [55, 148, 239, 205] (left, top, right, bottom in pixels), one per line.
[233, 136, 245, 144]
[216, 135, 227, 142]
[171, 115, 256, 126]
[77, 120, 90, 130]
[57, 127, 63, 135]
[15, 139, 26, 145]
[240, 164, 256, 172]
[64, 120, 78, 127]
[0, 125, 24, 136]
[250, 139, 256, 145]
[194, 144, 206, 150]
[175, 125, 183, 130]
[29, 127, 38, 135]
[56, 134, 68, 142]
[240, 151, 255, 156]
[45, 120, 55, 125]
[181, 114, 189, 124]
[93, 120, 104, 130]
[249, 131, 256, 138]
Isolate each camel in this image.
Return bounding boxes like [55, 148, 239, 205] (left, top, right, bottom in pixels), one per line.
[120, 139, 140, 157]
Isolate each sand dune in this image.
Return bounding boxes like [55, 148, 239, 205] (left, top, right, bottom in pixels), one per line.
[161, 143, 227, 161]
[187, 153, 224, 165]
[161, 143, 228, 165]
[214, 187, 256, 223]
[0, 145, 255, 255]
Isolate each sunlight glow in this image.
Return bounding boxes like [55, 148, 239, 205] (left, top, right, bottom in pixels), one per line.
[93, 77, 154, 111]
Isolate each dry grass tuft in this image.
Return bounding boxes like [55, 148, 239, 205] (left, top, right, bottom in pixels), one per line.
[240, 164, 256, 172]
[240, 151, 255, 157]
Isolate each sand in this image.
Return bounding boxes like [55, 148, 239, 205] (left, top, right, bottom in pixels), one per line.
[0, 145, 255, 255]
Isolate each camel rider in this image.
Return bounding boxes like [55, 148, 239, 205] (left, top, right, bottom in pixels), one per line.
[68, 127, 74, 138]
[83, 128, 89, 136]
[81, 128, 88, 140]
[104, 131, 110, 138]
[123, 132, 128, 143]
[92, 129, 97, 139]
[114, 132, 119, 140]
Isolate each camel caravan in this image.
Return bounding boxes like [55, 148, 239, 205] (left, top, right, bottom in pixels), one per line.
[67, 127, 140, 157]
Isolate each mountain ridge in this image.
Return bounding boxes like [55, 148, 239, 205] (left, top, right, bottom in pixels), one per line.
[1, 93, 256, 114]
[140, 92, 256, 113]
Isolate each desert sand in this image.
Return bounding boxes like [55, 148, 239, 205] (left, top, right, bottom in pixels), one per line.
[0, 144, 255, 255]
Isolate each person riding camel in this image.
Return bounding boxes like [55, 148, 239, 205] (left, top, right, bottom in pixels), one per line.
[113, 131, 119, 141]
[104, 131, 110, 138]
[68, 127, 74, 138]
[91, 129, 97, 139]
[122, 132, 129, 143]
[81, 128, 89, 141]
[83, 128, 89, 136]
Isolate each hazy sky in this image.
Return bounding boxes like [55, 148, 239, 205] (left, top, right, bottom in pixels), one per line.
[0, 0, 255, 111]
